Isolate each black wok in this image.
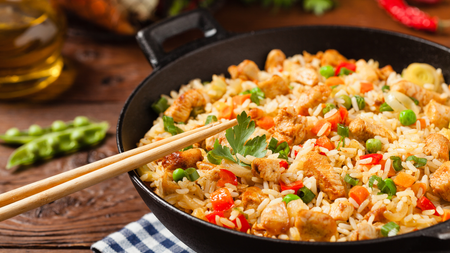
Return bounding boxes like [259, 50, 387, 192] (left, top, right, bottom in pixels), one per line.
[117, 9, 450, 253]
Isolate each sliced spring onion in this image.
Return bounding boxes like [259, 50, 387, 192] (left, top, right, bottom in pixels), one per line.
[207, 151, 222, 165]
[185, 167, 200, 181]
[241, 87, 265, 105]
[339, 67, 354, 76]
[381, 85, 390, 92]
[163, 116, 184, 136]
[151, 97, 170, 114]
[181, 145, 193, 151]
[369, 175, 384, 189]
[390, 156, 404, 171]
[409, 96, 419, 105]
[344, 174, 359, 186]
[406, 155, 427, 168]
[381, 222, 400, 237]
[379, 102, 394, 112]
[323, 103, 337, 115]
[354, 95, 366, 110]
[380, 178, 397, 196]
[190, 106, 206, 117]
[297, 186, 315, 204]
[205, 115, 218, 125]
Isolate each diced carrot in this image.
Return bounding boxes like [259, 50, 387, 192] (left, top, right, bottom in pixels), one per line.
[316, 136, 334, 150]
[311, 119, 331, 136]
[349, 186, 370, 205]
[232, 94, 251, 108]
[360, 82, 374, 93]
[325, 110, 340, 131]
[416, 118, 427, 130]
[393, 172, 416, 188]
[380, 159, 396, 177]
[442, 209, 450, 222]
[411, 182, 427, 196]
[325, 76, 344, 87]
[215, 102, 233, 120]
[256, 116, 275, 130]
[338, 106, 348, 124]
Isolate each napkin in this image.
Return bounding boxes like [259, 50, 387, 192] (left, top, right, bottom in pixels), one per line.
[91, 213, 196, 253]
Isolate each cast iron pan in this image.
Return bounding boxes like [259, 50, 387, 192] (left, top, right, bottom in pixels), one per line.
[117, 9, 450, 253]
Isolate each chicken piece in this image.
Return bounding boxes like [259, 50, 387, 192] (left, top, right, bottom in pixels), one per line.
[205, 131, 230, 151]
[296, 85, 332, 116]
[355, 59, 378, 83]
[164, 89, 207, 123]
[228, 59, 260, 81]
[303, 50, 321, 64]
[329, 200, 354, 221]
[376, 65, 395, 80]
[390, 80, 446, 106]
[353, 222, 379, 241]
[320, 49, 347, 67]
[290, 66, 319, 86]
[270, 107, 307, 145]
[301, 151, 346, 200]
[161, 149, 203, 171]
[201, 168, 221, 182]
[294, 210, 337, 242]
[425, 99, 450, 128]
[196, 161, 217, 171]
[265, 49, 286, 73]
[248, 108, 265, 120]
[430, 161, 450, 201]
[349, 117, 397, 142]
[286, 198, 308, 219]
[364, 205, 387, 223]
[161, 171, 181, 195]
[241, 187, 268, 210]
[424, 133, 450, 163]
[260, 202, 290, 235]
[251, 158, 284, 182]
[257, 75, 290, 99]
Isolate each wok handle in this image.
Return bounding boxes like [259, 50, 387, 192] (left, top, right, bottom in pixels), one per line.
[136, 8, 228, 69]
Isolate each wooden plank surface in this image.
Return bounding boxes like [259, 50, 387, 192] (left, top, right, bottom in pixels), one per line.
[0, 0, 449, 251]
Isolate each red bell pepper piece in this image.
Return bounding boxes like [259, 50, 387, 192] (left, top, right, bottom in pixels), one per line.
[279, 160, 289, 170]
[210, 188, 234, 211]
[235, 214, 251, 232]
[205, 212, 250, 232]
[335, 62, 356, 76]
[217, 169, 238, 187]
[205, 210, 226, 224]
[417, 196, 439, 216]
[359, 154, 383, 165]
[279, 180, 304, 192]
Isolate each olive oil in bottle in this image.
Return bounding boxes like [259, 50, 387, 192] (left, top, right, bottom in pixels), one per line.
[0, 0, 66, 99]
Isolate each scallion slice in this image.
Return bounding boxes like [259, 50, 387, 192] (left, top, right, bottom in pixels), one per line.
[151, 97, 170, 114]
[163, 116, 184, 136]
[297, 186, 315, 204]
[344, 174, 359, 186]
[205, 115, 218, 125]
[379, 102, 394, 112]
[390, 156, 403, 171]
[337, 124, 349, 138]
[185, 167, 200, 181]
[381, 222, 400, 237]
[406, 155, 427, 168]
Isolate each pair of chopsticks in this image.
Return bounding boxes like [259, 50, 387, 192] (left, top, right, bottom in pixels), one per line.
[0, 119, 237, 222]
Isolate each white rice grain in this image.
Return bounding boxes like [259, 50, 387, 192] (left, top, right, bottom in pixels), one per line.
[257, 198, 270, 213]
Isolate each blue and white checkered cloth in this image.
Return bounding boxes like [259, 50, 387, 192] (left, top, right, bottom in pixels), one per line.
[91, 213, 196, 253]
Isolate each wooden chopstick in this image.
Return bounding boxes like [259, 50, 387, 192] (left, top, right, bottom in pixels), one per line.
[0, 119, 237, 222]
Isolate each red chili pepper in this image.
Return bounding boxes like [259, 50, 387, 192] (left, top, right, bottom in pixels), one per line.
[408, 0, 442, 4]
[335, 62, 356, 76]
[359, 154, 383, 165]
[217, 169, 238, 187]
[279, 180, 304, 192]
[279, 160, 289, 170]
[417, 196, 440, 215]
[210, 188, 234, 211]
[377, 0, 449, 33]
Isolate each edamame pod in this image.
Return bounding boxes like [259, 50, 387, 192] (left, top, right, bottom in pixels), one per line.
[0, 116, 91, 145]
[6, 122, 109, 169]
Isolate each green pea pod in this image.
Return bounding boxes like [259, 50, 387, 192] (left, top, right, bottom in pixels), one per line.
[6, 122, 109, 169]
[0, 116, 90, 145]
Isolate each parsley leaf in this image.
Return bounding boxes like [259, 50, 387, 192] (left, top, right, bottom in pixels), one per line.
[303, 0, 334, 16]
[240, 87, 265, 105]
[209, 111, 267, 166]
[267, 137, 290, 161]
[163, 116, 184, 135]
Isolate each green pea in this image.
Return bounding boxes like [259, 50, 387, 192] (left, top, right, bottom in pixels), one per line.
[338, 95, 352, 110]
[47, 135, 59, 149]
[70, 129, 84, 142]
[27, 142, 39, 155]
[5, 127, 20, 137]
[173, 168, 187, 182]
[51, 120, 67, 132]
[74, 116, 90, 127]
[399, 109, 416, 126]
[319, 65, 334, 79]
[322, 103, 336, 115]
[354, 95, 366, 110]
[366, 138, 382, 153]
[28, 124, 43, 136]
[282, 193, 300, 205]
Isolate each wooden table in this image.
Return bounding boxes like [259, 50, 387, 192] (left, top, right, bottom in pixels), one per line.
[1, 0, 449, 251]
